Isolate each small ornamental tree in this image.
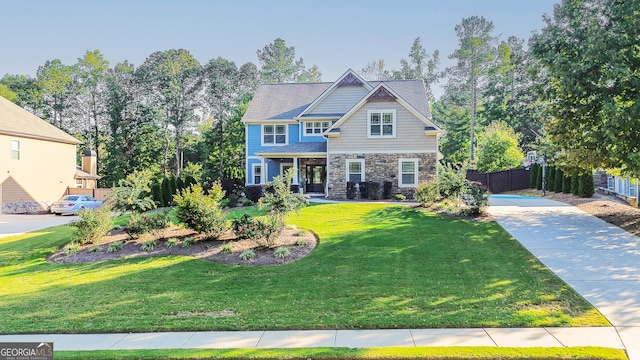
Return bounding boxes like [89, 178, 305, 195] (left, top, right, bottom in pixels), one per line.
[107, 169, 156, 214]
[547, 166, 556, 192]
[562, 172, 572, 194]
[174, 184, 227, 239]
[554, 168, 564, 193]
[578, 170, 595, 198]
[571, 170, 580, 196]
[530, 163, 539, 189]
[258, 169, 309, 245]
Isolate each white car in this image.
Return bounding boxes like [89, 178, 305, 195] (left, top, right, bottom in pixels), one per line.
[51, 195, 103, 215]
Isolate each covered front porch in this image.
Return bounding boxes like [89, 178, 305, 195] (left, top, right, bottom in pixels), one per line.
[255, 142, 327, 195]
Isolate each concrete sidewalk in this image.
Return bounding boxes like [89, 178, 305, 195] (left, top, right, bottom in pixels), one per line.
[0, 327, 626, 351]
[488, 195, 640, 360]
[0, 213, 77, 238]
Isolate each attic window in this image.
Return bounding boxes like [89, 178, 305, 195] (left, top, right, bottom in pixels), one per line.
[304, 121, 331, 136]
[10, 140, 20, 160]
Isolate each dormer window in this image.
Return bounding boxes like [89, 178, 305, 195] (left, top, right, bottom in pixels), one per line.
[262, 124, 287, 145]
[368, 110, 396, 138]
[304, 121, 331, 136]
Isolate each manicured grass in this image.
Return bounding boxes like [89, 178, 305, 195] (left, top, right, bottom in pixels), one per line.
[55, 347, 627, 360]
[0, 203, 607, 334]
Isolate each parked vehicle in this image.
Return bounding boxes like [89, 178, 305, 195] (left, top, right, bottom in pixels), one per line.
[50, 195, 102, 215]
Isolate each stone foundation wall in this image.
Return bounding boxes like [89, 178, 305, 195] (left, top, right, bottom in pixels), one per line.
[328, 153, 437, 199]
[2, 201, 49, 214]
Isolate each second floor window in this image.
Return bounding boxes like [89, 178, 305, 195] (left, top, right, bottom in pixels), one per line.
[263, 124, 287, 145]
[11, 140, 20, 160]
[368, 110, 396, 138]
[305, 121, 331, 136]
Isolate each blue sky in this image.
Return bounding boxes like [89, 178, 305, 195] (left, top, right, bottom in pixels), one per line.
[1, 0, 558, 98]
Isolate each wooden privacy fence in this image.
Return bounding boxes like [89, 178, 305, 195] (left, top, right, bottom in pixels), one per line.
[466, 169, 530, 194]
[66, 187, 112, 202]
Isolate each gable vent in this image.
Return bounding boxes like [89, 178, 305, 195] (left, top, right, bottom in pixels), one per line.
[367, 86, 397, 102]
[337, 72, 364, 87]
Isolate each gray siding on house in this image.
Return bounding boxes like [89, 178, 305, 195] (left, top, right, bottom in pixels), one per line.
[328, 102, 438, 152]
[307, 86, 369, 116]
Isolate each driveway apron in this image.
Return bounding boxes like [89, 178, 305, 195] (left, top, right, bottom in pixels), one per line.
[488, 195, 640, 359]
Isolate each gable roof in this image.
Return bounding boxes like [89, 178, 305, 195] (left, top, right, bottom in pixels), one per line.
[242, 82, 332, 121]
[241, 70, 434, 124]
[0, 96, 81, 145]
[326, 82, 441, 133]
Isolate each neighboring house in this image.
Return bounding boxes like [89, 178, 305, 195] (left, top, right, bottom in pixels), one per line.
[242, 69, 442, 199]
[601, 171, 638, 207]
[0, 96, 83, 213]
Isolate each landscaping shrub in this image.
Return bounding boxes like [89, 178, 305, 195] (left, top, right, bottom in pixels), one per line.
[232, 214, 265, 241]
[64, 243, 81, 256]
[220, 243, 233, 254]
[244, 185, 262, 202]
[571, 170, 580, 195]
[555, 168, 564, 192]
[359, 181, 369, 199]
[125, 212, 148, 239]
[578, 171, 595, 198]
[530, 163, 539, 188]
[382, 181, 393, 199]
[415, 181, 439, 205]
[107, 241, 123, 253]
[174, 184, 227, 239]
[461, 181, 491, 215]
[140, 239, 158, 251]
[536, 166, 543, 190]
[151, 183, 164, 207]
[346, 182, 357, 199]
[165, 238, 180, 248]
[562, 173, 572, 193]
[394, 193, 406, 201]
[107, 170, 156, 213]
[239, 249, 255, 261]
[71, 205, 113, 245]
[369, 182, 380, 200]
[176, 177, 185, 193]
[438, 162, 468, 201]
[242, 199, 254, 207]
[227, 193, 240, 208]
[184, 175, 197, 189]
[125, 210, 171, 239]
[274, 246, 291, 259]
[547, 166, 556, 192]
[161, 177, 173, 207]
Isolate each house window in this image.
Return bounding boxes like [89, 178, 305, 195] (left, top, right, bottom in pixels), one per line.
[346, 159, 365, 183]
[281, 163, 293, 176]
[10, 140, 20, 160]
[630, 178, 637, 197]
[398, 159, 419, 187]
[304, 121, 331, 136]
[607, 176, 615, 191]
[368, 110, 396, 138]
[262, 124, 287, 145]
[252, 164, 262, 185]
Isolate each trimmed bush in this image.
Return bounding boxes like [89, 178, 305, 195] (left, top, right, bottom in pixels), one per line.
[369, 182, 380, 200]
[176, 177, 185, 193]
[151, 183, 164, 207]
[174, 184, 227, 239]
[161, 177, 172, 207]
[461, 181, 491, 215]
[547, 166, 556, 192]
[562, 173, 572, 194]
[232, 214, 265, 241]
[530, 163, 539, 188]
[578, 171, 595, 198]
[359, 182, 369, 199]
[555, 168, 564, 193]
[536, 165, 543, 190]
[346, 182, 357, 199]
[571, 170, 580, 196]
[244, 185, 262, 202]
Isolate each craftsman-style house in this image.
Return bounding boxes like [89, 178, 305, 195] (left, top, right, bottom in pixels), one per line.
[242, 69, 441, 199]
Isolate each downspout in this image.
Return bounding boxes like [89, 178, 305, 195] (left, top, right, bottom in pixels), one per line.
[323, 133, 330, 198]
[244, 123, 249, 185]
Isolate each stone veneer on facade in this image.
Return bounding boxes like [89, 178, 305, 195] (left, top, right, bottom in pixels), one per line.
[327, 153, 437, 199]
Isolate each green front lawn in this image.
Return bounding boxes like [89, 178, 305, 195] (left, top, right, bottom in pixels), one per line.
[0, 203, 607, 334]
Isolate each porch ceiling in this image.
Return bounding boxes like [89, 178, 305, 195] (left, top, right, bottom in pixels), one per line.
[257, 142, 327, 158]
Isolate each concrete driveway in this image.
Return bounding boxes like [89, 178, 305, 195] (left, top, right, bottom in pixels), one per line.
[488, 195, 640, 359]
[0, 213, 77, 238]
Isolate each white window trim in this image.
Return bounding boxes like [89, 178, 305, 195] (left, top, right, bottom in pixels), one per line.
[252, 163, 263, 185]
[261, 124, 288, 146]
[10, 140, 20, 160]
[398, 158, 419, 188]
[304, 121, 332, 137]
[346, 159, 365, 183]
[367, 109, 396, 138]
[280, 162, 293, 176]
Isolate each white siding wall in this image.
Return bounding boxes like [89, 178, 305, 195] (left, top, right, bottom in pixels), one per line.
[308, 86, 369, 115]
[329, 102, 437, 152]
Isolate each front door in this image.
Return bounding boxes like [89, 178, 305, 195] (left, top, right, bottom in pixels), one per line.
[305, 165, 325, 193]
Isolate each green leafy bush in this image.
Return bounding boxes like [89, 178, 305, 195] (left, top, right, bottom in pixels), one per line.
[294, 238, 308, 247]
[562, 173, 572, 193]
[438, 162, 468, 202]
[242, 199, 254, 207]
[415, 181, 440, 205]
[530, 163, 539, 188]
[244, 185, 262, 202]
[578, 171, 595, 198]
[273, 246, 290, 259]
[346, 182, 357, 199]
[232, 214, 265, 241]
[394, 193, 406, 201]
[72, 205, 113, 245]
[89, 246, 101, 253]
[107, 241, 123, 253]
[107, 170, 156, 213]
[125, 210, 171, 239]
[547, 166, 556, 192]
[182, 237, 195, 248]
[461, 181, 491, 215]
[239, 249, 255, 261]
[555, 168, 564, 192]
[174, 184, 227, 239]
[571, 170, 580, 195]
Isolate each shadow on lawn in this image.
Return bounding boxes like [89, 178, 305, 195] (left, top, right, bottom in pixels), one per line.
[0, 204, 608, 334]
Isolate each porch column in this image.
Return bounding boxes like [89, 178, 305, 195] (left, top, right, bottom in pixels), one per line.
[260, 158, 266, 185]
[293, 157, 299, 185]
